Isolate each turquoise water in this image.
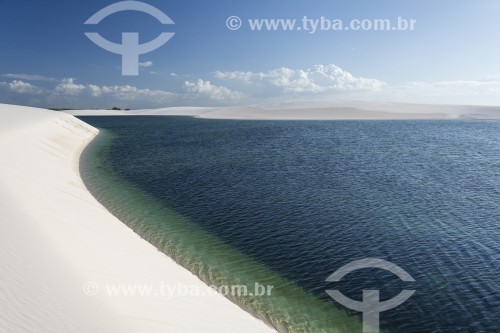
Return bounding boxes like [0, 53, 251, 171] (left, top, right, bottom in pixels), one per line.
[81, 128, 363, 333]
[80, 117, 500, 332]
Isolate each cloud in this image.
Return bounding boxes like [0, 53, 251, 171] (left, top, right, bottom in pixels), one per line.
[54, 78, 86, 96]
[3, 64, 500, 108]
[210, 65, 500, 105]
[214, 71, 254, 82]
[184, 79, 243, 101]
[1, 73, 56, 81]
[98, 85, 176, 101]
[214, 64, 385, 94]
[0, 76, 179, 108]
[0, 80, 42, 94]
[51, 78, 176, 102]
[87, 84, 103, 97]
[139, 61, 153, 68]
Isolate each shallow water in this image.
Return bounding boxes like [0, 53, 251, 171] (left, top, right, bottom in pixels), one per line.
[80, 117, 500, 332]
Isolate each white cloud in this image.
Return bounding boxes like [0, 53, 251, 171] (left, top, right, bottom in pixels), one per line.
[54, 78, 86, 96]
[139, 61, 153, 68]
[99, 85, 176, 102]
[184, 79, 243, 101]
[211, 65, 500, 105]
[2, 76, 181, 107]
[4, 65, 500, 108]
[0, 80, 42, 94]
[87, 84, 102, 97]
[52, 78, 174, 100]
[214, 70, 255, 82]
[215, 64, 385, 94]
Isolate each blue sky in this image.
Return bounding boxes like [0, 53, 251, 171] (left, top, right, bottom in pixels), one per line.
[1, 0, 500, 108]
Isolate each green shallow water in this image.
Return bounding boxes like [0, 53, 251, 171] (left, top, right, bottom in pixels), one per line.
[80, 129, 363, 333]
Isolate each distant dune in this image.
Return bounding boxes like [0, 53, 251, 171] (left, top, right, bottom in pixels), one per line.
[66, 100, 500, 120]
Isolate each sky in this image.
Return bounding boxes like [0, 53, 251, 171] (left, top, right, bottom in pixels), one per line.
[1, 0, 500, 108]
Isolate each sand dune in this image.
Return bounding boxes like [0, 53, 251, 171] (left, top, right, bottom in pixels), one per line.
[66, 100, 500, 120]
[65, 106, 212, 117]
[0, 103, 275, 333]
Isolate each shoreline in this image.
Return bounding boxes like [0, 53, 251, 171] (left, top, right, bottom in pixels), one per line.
[79, 125, 364, 332]
[0, 104, 276, 332]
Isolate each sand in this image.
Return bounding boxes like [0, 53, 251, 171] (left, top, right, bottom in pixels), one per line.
[0, 103, 276, 333]
[66, 100, 500, 120]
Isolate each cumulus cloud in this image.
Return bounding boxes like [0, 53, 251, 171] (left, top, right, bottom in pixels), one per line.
[0, 80, 42, 94]
[54, 78, 86, 96]
[4, 64, 500, 108]
[51, 78, 175, 101]
[184, 79, 243, 101]
[210, 65, 500, 104]
[98, 85, 175, 101]
[214, 64, 385, 94]
[214, 70, 255, 82]
[0, 65, 388, 107]
[42, 78, 178, 108]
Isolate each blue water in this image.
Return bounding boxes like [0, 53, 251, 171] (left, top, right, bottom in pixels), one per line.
[80, 116, 500, 332]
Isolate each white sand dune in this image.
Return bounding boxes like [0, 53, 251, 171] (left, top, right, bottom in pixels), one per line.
[65, 106, 213, 117]
[66, 100, 500, 120]
[0, 103, 276, 333]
